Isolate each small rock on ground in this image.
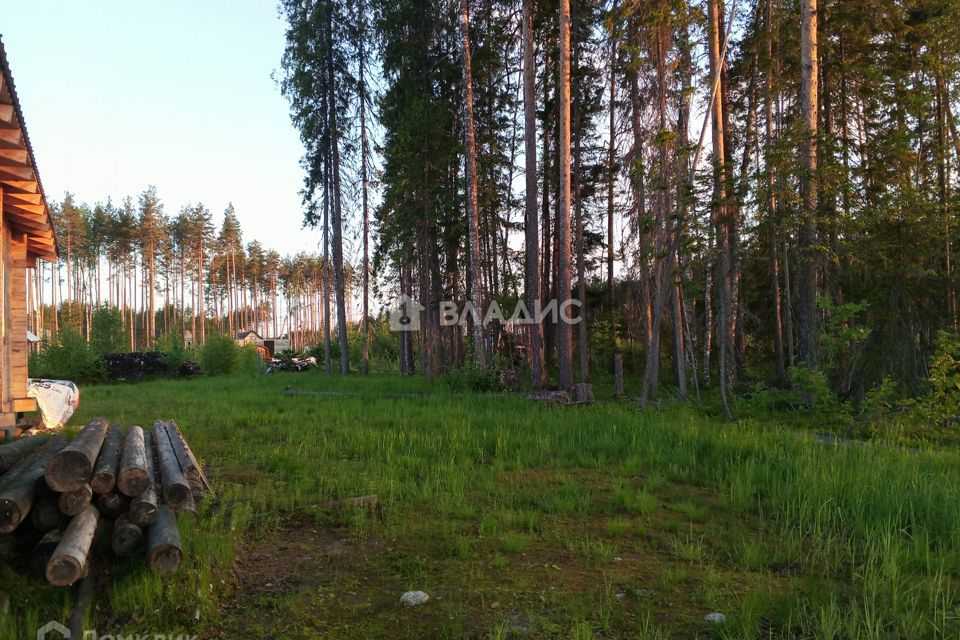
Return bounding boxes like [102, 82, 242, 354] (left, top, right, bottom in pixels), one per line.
[400, 590, 430, 607]
[704, 612, 726, 624]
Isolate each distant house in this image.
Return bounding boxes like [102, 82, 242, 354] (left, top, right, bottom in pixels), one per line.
[235, 330, 263, 347]
[262, 337, 290, 358]
[1, 38, 59, 430]
[183, 328, 194, 348]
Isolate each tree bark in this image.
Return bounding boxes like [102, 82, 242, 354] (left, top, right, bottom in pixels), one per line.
[58, 484, 93, 517]
[327, 10, 350, 376]
[46, 504, 99, 586]
[0, 434, 47, 474]
[797, 0, 820, 370]
[147, 504, 183, 574]
[766, 0, 786, 382]
[45, 418, 109, 493]
[153, 421, 191, 508]
[461, 0, 487, 369]
[522, 0, 544, 389]
[91, 423, 122, 495]
[129, 432, 158, 527]
[112, 513, 144, 556]
[707, 0, 733, 417]
[556, 0, 574, 392]
[118, 425, 149, 498]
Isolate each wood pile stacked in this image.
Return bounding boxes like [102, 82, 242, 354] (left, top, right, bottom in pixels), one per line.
[0, 418, 210, 586]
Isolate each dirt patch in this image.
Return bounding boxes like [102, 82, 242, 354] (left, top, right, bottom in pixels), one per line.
[235, 518, 382, 596]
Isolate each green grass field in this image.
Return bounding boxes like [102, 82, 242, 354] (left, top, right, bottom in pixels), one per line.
[3, 372, 960, 639]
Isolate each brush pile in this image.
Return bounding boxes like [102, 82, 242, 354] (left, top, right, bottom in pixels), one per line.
[101, 352, 170, 381]
[0, 418, 211, 586]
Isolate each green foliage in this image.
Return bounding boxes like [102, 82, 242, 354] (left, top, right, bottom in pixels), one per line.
[89, 305, 128, 355]
[917, 331, 960, 430]
[154, 329, 197, 374]
[818, 296, 871, 394]
[237, 344, 263, 375]
[200, 333, 240, 376]
[440, 358, 506, 393]
[29, 325, 102, 382]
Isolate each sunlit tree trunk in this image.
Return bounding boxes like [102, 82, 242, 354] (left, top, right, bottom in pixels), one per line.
[461, 0, 486, 369]
[522, 0, 544, 388]
[797, 0, 819, 370]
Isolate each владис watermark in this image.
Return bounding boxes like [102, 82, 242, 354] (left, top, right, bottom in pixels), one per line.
[388, 296, 581, 332]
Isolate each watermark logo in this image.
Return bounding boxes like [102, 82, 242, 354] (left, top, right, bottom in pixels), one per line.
[36, 621, 196, 640]
[388, 293, 425, 332]
[37, 621, 70, 640]
[388, 296, 581, 332]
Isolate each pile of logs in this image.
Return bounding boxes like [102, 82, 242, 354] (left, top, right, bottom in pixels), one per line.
[0, 418, 211, 586]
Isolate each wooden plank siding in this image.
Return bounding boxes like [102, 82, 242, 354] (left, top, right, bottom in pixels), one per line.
[0, 39, 55, 428]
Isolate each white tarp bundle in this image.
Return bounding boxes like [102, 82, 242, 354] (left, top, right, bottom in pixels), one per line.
[26, 379, 80, 430]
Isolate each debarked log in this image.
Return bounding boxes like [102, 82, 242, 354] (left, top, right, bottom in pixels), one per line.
[45, 418, 109, 492]
[90, 424, 123, 494]
[118, 426, 148, 497]
[45, 504, 99, 586]
[0, 435, 67, 533]
[147, 504, 182, 574]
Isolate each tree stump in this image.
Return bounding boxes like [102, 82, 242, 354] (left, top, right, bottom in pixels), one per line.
[571, 383, 595, 404]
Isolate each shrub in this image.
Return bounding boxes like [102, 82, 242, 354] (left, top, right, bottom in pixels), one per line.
[237, 344, 262, 375]
[89, 305, 129, 355]
[155, 330, 198, 374]
[918, 331, 960, 429]
[200, 333, 239, 376]
[440, 359, 506, 393]
[29, 324, 102, 382]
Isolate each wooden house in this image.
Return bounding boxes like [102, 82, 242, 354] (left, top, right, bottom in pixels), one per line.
[235, 330, 263, 347]
[0, 38, 58, 430]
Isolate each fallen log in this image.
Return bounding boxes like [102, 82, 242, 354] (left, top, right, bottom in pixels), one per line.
[0, 434, 48, 474]
[31, 497, 66, 532]
[68, 566, 97, 639]
[129, 432, 158, 527]
[46, 504, 99, 586]
[45, 418, 110, 492]
[177, 491, 197, 521]
[147, 504, 182, 574]
[163, 420, 213, 499]
[118, 426, 148, 497]
[153, 421, 190, 508]
[0, 435, 67, 533]
[90, 424, 122, 494]
[111, 513, 143, 556]
[97, 491, 129, 519]
[59, 484, 93, 517]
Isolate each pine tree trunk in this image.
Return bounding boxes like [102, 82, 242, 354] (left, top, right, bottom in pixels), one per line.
[607, 19, 616, 308]
[797, 0, 820, 371]
[707, 0, 732, 417]
[328, 11, 350, 376]
[359, 0, 372, 375]
[766, 0, 786, 382]
[522, 0, 544, 389]
[461, 0, 487, 370]
[556, 0, 574, 392]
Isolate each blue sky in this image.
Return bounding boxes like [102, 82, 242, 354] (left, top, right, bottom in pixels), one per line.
[3, 1, 321, 257]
